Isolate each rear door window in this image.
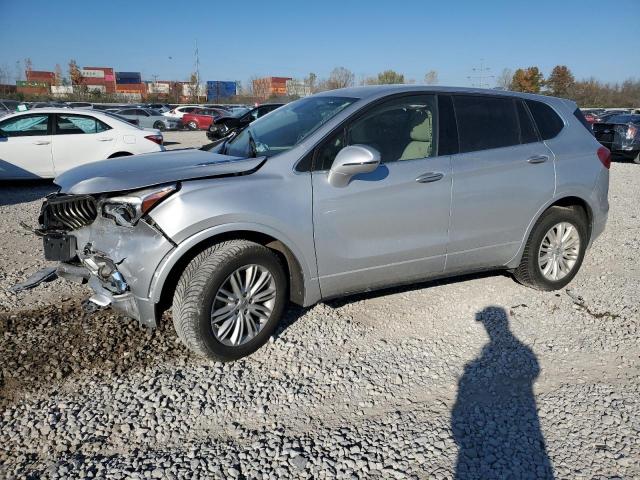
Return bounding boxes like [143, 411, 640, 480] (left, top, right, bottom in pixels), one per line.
[56, 114, 111, 134]
[453, 95, 520, 152]
[525, 100, 564, 140]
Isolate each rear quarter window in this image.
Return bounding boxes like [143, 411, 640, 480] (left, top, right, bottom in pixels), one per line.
[525, 100, 564, 140]
[572, 108, 594, 134]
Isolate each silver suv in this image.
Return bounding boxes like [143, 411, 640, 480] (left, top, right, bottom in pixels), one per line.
[36, 86, 609, 361]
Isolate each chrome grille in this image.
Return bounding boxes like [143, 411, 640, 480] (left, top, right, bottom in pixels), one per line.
[42, 195, 98, 230]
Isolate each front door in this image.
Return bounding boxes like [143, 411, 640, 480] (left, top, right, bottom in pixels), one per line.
[311, 94, 453, 298]
[0, 113, 53, 179]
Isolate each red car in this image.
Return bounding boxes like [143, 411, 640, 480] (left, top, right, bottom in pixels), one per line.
[182, 108, 227, 130]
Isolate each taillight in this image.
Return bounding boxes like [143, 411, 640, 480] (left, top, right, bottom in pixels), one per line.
[597, 146, 611, 169]
[145, 134, 163, 146]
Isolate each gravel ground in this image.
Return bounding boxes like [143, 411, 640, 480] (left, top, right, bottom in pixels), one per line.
[1, 133, 638, 479]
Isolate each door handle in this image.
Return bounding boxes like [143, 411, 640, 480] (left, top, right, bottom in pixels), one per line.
[33, 140, 50, 145]
[527, 154, 549, 164]
[97, 138, 113, 142]
[415, 172, 444, 183]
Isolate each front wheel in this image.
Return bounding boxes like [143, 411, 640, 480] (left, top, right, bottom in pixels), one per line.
[513, 206, 588, 291]
[153, 121, 166, 131]
[172, 240, 287, 361]
[187, 121, 198, 130]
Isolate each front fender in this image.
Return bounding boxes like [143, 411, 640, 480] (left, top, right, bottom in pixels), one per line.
[147, 222, 321, 306]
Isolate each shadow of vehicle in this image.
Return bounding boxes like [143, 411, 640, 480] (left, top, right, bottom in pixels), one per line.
[0, 180, 57, 207]
[451, 306, 553, 479]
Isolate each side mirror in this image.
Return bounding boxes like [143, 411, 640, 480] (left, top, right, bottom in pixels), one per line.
[328, 145, 381, 187]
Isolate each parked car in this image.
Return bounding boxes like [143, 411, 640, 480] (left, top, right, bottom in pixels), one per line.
[0, 99, 26, 118]
[146, 104, 171, 114]
[31, 102, 70, 109]
[592, 114, 640, 163]
[182, 108, 227, 130]
[31, 86, 608, 362]
[113, 107, 182, 131]
[66, 102, 94, 109]
[0, 108, 164, 180]
[163, 105, 202, 120]
[206, 103, 284, 140]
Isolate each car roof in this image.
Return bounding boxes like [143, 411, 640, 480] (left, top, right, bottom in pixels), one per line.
[315, 85, 570, 105]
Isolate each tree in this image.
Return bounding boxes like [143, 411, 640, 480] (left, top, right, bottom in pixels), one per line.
[510, 67, 544, 93]
[376, 70, 405, 84]
[68, 59, 82, 85]
[188, 72, 200, 102]
[424, 70, 438, 85]
[305, 72, 317, 93]
[546, 65, 575, 97]
[496, 68, 513, 90]
[54, 64, 63, 86]
[326, 67, 355, 90]
[24, 58, 33, 78]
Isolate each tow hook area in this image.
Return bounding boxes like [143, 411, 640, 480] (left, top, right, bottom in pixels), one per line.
[82, 255, 129, 295]
[82, 296, 109, 313]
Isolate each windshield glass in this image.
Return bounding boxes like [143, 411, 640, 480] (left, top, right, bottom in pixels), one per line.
[225, 96, 358, 158]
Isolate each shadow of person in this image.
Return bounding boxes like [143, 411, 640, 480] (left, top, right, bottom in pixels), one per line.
[451, 306, 553, 479]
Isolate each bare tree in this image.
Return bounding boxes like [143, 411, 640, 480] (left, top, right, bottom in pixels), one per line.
[424, 70, 438, 85]
[24, 58, 33, 78]
[188, 72, 200, 102]
[326, 67, 355, 90]
[54, 64, 63, 86]
[14, 60, 22, 83]
[496, 68, 513, 90]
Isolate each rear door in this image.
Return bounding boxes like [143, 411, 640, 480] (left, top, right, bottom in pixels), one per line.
[52, 113, 114, 174]
[446, 95, 555, 272]
[0, 113, 54, 179]
[312, 94, 453, 297]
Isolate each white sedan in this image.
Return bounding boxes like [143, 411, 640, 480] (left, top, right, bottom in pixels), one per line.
[162, 105, 202, 120]
[0, 108, 165, 180]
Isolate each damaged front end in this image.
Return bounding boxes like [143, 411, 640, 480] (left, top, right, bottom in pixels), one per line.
[28, 185, 179, 328]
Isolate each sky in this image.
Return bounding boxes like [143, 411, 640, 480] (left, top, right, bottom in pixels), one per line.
[1, 0, 638, 87]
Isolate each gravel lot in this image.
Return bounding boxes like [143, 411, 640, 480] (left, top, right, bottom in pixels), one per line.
[1, 132, 638, 479]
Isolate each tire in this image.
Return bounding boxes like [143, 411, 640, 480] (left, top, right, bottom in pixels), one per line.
[187, 121, 198, 130]
[153, 121, 166, 131]
[633, 152, 640, 164]
[513, 206, 588, 291]
[172, 240, 287, 361]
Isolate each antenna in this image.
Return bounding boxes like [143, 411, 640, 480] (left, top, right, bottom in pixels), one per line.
[194, 39, 200, 86]
[467, 59, 494, 88]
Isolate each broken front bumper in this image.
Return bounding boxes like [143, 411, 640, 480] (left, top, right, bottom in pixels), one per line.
[53, 215, 175, 328]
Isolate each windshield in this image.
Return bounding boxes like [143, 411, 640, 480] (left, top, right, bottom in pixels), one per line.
[225, 96, 358, 158]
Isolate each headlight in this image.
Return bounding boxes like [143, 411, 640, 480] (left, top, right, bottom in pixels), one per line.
[102, 184, 177, 227]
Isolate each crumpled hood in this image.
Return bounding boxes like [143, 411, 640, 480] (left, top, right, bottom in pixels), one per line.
[55, 149, 265, 195]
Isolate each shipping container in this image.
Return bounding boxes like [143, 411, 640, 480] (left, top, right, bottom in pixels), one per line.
[86, 85, 106, 93]
[51, 85, 74, 96]
[80, 69, 105, 79]
[17, 80, 49, 88]
[206, 80, 237, 100]
[147, 82, 171, 94]
[116, 83, 146, 93]
[16, 85, 50, 96]
[27, 71, 55, 82]
[116, 72, 142, 84]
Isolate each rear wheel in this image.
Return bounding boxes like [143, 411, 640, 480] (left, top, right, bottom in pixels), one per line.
[513, 206, 588, 291]
[172, 240, 287, 361]
[187, 121, 198, 130]
[153, 121, 166, 131]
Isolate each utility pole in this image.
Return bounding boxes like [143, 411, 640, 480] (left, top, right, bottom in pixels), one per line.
[194, 39, 200, 101]
[467, 59, 494, 89]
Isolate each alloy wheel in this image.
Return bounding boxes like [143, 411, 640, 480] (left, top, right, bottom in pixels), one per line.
[538, 221, 581, 281]
[210, 264, 276, 346]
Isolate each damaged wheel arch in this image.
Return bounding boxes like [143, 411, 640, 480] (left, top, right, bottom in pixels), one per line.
[151, 225, 314, 319]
